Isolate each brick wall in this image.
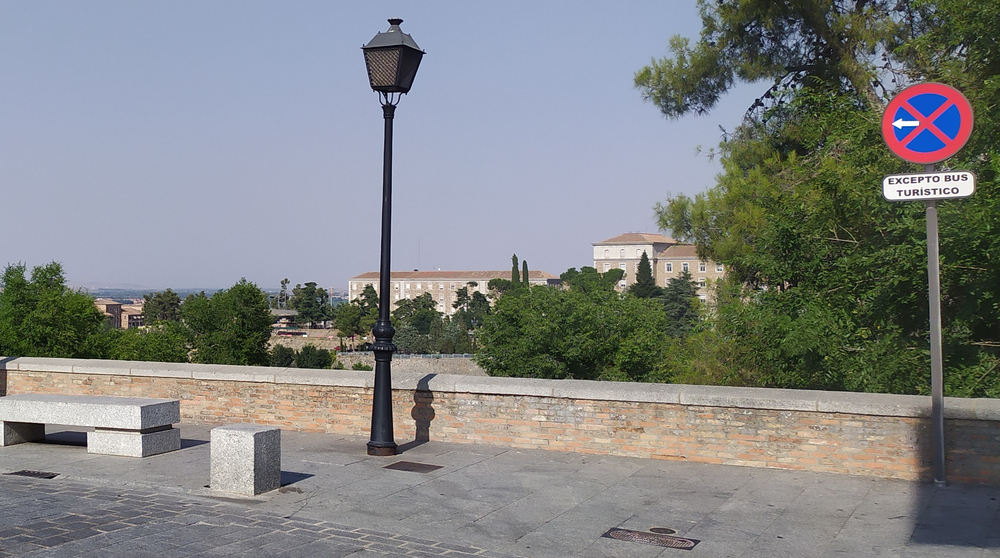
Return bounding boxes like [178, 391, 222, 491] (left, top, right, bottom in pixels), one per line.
[2, 358, 998, 484]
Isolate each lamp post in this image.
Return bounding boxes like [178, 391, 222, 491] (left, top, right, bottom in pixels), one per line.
[361, 18, 424, 457]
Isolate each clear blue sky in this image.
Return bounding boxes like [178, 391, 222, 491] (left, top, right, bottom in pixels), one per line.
[1, 1, 757, 290]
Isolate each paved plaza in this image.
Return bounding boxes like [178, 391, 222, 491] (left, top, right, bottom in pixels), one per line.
[1, 423, 998, 557]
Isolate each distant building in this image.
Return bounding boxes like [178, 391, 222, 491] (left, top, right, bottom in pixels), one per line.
[348, 270, 561, 315]
[592, 232, 725, 300]
[93, 298, 123, 329]
[94, 299, 144, 329]
[120, 304, 144, 329]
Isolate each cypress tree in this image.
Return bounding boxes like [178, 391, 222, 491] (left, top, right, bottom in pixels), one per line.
[628, 252, 662, 299]
[522, 260, 529, 285]
[511, 254, 520, 283]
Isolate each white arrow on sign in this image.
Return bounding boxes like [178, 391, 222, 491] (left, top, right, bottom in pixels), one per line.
[893, 118, 919, 129]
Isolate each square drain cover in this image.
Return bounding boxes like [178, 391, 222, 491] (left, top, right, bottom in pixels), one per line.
[602, 528, 699, 550]
[4, 470, 60, 479]
[384, 461, 442, 473]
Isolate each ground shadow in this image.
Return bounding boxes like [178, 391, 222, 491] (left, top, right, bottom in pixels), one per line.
[398, 374, 435, 454]
[910, 415, 1000, 549]
[38, 430, 88, 446]
[280, 471, 314, 487]
[180, 439, 210, 450]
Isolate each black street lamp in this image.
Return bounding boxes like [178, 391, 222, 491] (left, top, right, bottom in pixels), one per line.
[361, 18, 424, 457]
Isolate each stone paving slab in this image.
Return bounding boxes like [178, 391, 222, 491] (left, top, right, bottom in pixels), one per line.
[0, 423, 998, 557]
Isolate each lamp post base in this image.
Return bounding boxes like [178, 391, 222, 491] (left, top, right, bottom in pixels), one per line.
[366, 442, 397, 456]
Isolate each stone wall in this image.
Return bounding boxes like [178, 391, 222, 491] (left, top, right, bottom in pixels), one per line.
[2, 357, 998, 484]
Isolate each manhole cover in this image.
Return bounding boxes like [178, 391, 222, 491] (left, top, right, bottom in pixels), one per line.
[602, 528, 699, 550]
[384, 461, 442, 473]
[4, 470, 59, 479]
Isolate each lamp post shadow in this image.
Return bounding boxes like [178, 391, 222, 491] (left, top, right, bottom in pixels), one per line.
[398, 374, 435, 453]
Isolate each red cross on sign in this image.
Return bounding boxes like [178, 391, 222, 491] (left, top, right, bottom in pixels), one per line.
[882, 83, 974, 164]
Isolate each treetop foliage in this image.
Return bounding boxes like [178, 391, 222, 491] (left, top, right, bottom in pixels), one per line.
[636, 0, 1000, 396]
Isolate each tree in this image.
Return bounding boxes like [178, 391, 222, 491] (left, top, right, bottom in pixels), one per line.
[522, 260, 529, 285]
[0, 262, 106, 358]
[183, 279, 273, 366]
[634, 0, 905, 120]
[289, 282, 331, 327]
[453, 283, 490, 332]
[106, 323, 189, 363]
[637, 0, 1000, 395]
[333, 302, 363, 348]
[661, 270, 700, 337]
[628, 252, 662, 299]
[143, 288, 182, 323]
[559, 266, 624, 295]
[475, 280, 667, 381]
[511, 253, 520, 283]
[392, 292, 441, 335]
[271, 278, 291, 309]
[295, 344, 333, 369]
[270, 344, 295, 367]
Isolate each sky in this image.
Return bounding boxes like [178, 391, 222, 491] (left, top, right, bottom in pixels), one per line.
[1, 1, 759, 291]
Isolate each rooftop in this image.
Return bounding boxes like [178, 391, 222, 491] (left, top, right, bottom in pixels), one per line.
[350, 270, 559, 281]
[594, 232, 677, 245]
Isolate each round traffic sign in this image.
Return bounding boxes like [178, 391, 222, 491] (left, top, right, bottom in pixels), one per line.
[882, 82, 973, 164]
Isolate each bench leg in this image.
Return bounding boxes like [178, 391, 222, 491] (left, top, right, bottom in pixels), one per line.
[88, 426, 181, 457]
[1, 421, 46, 446]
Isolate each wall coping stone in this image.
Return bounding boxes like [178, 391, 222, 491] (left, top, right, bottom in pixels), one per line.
[2, 356, 998, 421]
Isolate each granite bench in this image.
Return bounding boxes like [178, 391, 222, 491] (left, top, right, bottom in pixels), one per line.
[0, 393, 181, 457]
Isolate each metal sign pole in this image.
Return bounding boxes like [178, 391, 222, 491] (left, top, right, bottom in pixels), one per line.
[924, 163, 946, 485]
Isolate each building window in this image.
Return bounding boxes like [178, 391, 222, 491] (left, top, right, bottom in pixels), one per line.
[604, 249, 609, 258]
[603, 262, 611, 272]
[439, 283, 443, 290]
[699, 262, 707, 272]
[619, 249, 625, 258]
[417, 283, 421, 289]
[406, 283, 410, 289]
[698, 278, 706, 288]
[665, 263, 673, 272]
[636, 249, 643, 258]
[682, 262, 689, 272]
[619, 263, 626, 271]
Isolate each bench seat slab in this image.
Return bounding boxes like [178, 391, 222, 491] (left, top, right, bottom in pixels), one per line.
[0, 394, 180, 430]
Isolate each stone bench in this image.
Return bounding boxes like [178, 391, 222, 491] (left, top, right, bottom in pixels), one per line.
[0, 393, 181, 457]
[211, 424, 281, 496]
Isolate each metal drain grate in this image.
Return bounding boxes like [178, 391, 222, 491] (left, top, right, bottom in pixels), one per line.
[384, 461, 443, 473]
[602, 528, 699, 550]
[4, 470, 60, 479]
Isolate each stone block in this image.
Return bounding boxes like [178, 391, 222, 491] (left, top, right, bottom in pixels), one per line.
[211, 424, 281, 496]
[1, 421, 45, 446]
[88, 427, 181, 457]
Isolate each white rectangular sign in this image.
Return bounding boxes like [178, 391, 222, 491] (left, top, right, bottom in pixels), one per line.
[882, 171, 976, 201]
